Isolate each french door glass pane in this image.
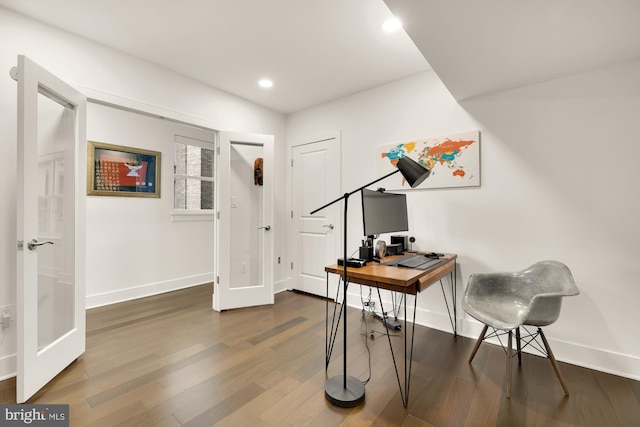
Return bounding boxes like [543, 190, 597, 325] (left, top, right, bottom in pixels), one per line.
[36, 90, 75, 352]
[229, 143, 264, 289]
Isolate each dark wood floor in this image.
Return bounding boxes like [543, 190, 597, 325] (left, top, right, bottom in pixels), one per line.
[2, 284, 639, 426]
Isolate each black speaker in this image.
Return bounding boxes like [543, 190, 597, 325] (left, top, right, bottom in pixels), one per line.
[390, 235, 408, 252]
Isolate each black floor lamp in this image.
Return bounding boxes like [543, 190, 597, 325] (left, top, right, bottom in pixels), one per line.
[310, 156, 431, 407]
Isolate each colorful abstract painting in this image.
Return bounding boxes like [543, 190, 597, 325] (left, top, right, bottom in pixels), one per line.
[377, 130, 480, 190]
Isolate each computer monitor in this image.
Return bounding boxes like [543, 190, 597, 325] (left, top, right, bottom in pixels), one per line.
[361, 189, 408, 240]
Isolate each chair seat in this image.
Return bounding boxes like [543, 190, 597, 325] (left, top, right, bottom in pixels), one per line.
[463, 297, 529, 330]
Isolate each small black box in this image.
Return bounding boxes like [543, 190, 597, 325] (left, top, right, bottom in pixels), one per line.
[337, 258, 366, 268]
[386, 243, 403, 256]
[390, 235, 408, 252]
[359, 245, 373, 261]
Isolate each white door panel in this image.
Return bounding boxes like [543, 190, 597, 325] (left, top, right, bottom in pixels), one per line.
[215, 131, 274, 311]
[15, 55, 86, 403]
[292, 136, 341, 298]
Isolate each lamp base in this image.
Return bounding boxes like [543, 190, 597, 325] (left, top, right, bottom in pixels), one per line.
[325, 375, 365, 407]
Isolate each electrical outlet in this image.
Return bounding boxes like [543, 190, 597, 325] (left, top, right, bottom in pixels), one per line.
[1, 305, 11, 329]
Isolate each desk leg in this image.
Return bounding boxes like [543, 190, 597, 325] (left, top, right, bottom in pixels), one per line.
[439, 263, 458, 336]
[453, 263, 457, 336]
[376, 286, 417, 408]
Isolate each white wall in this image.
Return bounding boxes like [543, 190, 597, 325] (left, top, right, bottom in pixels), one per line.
[0, 7, 287, 379]
[85, 104, 216, 307]
[286, 64, 640, 380]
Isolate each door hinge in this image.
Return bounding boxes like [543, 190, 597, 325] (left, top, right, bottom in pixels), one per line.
[216, 276, 219, 284]
[291, 262, 293, 270]
[216, 143, 220, 155]
[290, 210, 293, 219]
[17, 240, 24, 251]
[217, 211, 220, 220]
[290, 159, 293, 167]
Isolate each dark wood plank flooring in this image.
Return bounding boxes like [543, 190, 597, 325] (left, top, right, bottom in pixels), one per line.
[1, 284, 638, 426]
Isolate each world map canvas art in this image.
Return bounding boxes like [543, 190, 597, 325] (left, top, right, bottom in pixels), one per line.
[377, 130, 480, 190]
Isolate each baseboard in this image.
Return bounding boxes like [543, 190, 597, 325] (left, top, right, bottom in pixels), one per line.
[345, 292, 640, 381]
[0, 353, 16, 381]
[546, 335, 640, 382]
[86, 273, 215, 309]
[274, 279, 288, 294]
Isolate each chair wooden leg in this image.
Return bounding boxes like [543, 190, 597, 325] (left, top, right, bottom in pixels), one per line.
[539, 328, 570, 396]
[469, 324, 489, 363]
[515, 327, 522, 365]
[506, 330, 513, 399]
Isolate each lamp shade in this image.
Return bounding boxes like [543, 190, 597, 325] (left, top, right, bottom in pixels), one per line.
[396, 156, 431, 188]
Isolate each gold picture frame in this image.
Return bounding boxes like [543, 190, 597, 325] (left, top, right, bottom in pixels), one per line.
[87, 141, 161, 198]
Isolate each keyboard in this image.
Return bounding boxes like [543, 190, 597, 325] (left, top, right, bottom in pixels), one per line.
[383, 254, 443, 270]
[412, 258, 442, 270]
[397, 255, 431, 268]
[381, 253, 413, 266]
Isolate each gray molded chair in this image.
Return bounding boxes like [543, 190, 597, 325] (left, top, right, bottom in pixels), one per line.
[463, 260, 579, 398]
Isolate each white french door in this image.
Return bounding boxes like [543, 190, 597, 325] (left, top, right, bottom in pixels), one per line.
[214, 131, 274, 311]
[291, 134, 341, 299]
[15, 55, 86, 403]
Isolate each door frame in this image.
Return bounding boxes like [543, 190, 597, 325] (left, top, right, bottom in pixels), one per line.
[287, 131, 342, 294]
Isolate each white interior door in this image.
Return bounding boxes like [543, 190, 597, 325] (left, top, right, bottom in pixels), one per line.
[215, 131, 274, 311]
[291, 135, 341, 298]
[15, 55, 86, 403]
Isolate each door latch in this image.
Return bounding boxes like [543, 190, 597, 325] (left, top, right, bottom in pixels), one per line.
[27, 239, 54, 251]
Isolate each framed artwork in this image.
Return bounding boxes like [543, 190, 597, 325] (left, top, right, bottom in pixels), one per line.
[376, 130, 480, 190]
[87, 141, 161, 197]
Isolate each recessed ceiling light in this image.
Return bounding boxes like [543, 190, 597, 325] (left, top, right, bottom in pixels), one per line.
[258, 79, 273, 88]
[382, 17, 402, 32]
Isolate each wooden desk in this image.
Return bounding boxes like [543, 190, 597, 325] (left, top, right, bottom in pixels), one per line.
[325, 253, 457, 295]
[324, 253, 458, 407]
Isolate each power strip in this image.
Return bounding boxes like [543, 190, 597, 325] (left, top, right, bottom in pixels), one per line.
[384, 319, 401, 330]
[373, 313, 401, 330]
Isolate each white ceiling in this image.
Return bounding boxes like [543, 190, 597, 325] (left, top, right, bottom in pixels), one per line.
[385, 0, 640, 101]
[2, 0, 639, 114]
[0, 0, 430, 114]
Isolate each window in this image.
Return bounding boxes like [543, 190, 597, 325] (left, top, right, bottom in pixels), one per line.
[173, 135, 215, 218]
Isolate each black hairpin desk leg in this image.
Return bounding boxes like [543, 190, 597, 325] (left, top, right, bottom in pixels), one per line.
[375, 285, 417, 408]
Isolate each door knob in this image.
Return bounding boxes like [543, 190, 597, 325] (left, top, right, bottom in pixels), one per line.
[27, 239, 54, 251]
[323, 224, 335, 230]
[258, 225, 271, 231]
